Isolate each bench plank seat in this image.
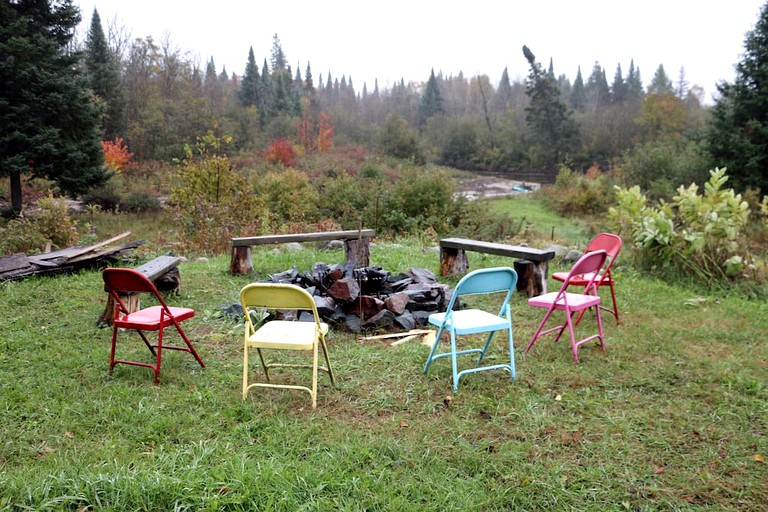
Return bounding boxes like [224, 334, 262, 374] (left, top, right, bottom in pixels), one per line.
[231, 230, 375, 275]
[439, 237, 555, 296]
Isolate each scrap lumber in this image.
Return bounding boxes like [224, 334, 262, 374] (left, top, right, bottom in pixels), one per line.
[0, 233, 144, 281]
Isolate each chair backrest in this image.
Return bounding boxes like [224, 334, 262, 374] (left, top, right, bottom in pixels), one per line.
[586, 233, 622, 264]
[103, 267, 172, 314]
[445, 267, 518, 314]
[556, 250, 608, 296]
[103, 267, 158, 294]
[240, 283, 319, 316]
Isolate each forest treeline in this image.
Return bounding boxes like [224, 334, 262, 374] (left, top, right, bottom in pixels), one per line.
[3, 0, 768, 216]
[85, 12, 709, 179]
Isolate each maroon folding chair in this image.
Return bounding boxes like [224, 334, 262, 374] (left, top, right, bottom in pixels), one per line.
[102, 268, 205, 383]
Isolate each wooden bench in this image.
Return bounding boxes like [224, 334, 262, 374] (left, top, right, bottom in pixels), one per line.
[97, 255, 182, 326]
[230, 229, 375, 275]
[439, 237, 556, 296]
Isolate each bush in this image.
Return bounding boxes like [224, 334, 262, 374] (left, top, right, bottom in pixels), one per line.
[82, 183, 122, 211]
[609, 167, 757, 284]
[0, 195, 78, 254]
[540, 165, 616, 217]
[120, 192, 162, 213]
[170, 148, 269, 254]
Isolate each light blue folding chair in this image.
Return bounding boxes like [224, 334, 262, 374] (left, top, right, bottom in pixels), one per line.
[423, 267, 518, 392]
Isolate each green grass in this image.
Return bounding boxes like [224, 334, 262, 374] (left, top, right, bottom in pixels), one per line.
[1, 222, 767, 510]
[487, 193, 591, 244]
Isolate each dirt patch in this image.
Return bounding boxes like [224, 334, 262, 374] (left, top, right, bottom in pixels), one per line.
[454, 177, 538, 200]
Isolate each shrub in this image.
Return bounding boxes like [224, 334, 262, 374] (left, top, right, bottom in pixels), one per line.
[609, 167, 757, 284]
[540, 164, 616, 217]
[258, 169, 318, 226]
[0, 195, 78, 254]
[81, 183, 122, 211]
[120, 192, 162, 213]
[263, 138, 297, 167]
[170, 147, 269, 254]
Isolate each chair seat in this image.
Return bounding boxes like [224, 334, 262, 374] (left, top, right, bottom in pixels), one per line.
[114, 306, 195, 330]
[528, 291, 601, 311]
[552, 271, 611, 285]
[248, 320, 329, 350]
[429, 309, 509, 335]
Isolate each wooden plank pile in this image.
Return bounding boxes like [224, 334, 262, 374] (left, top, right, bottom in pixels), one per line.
[0, 232, 144, 281]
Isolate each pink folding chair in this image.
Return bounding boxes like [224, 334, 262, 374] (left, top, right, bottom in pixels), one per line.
[525, 250, 607, 363]
[102, 268, 205, 383]
[552, 233, 622, 325]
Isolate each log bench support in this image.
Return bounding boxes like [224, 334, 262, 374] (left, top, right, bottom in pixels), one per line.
[439, 237, 555, 297]
[230, 229, 375, 275]
[98, 255, 182, 327]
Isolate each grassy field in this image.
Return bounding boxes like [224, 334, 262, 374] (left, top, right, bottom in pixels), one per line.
[1, 197, 766, 510]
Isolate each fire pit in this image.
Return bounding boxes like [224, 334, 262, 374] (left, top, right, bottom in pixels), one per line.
[261, 262, 453, 332]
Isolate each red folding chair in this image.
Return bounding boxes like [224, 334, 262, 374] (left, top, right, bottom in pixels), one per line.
[552, 233, 622, 325]
[525, 250, 607, 363]
[102, 268, 205, 383]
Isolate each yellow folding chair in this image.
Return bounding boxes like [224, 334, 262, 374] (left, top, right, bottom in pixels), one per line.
[239, 283, 335, 408]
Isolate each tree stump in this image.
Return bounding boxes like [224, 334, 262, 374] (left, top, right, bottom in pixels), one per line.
[440, 247, 469, 276]
[514, 259, 547, 297]
[230, 246, 253, 274]
[344, 238, 370, 268]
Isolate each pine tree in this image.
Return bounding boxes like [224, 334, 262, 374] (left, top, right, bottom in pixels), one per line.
[522, 45, 579, 168]
[419, 68, 444, 126]
[611, 63, 627, 103]
[707, 2, 768, 191]
[1, 0, 109, 212]
[570, 67, 587, 111]
[626, 59, 644, 100]
[270, 33, 286, 72]
[585, 62, 610, 110]
[85, 8, 124, 140]
[239, 46, 260, 108]
[647, 65, 674, 95]
[492, 67, 513, 111]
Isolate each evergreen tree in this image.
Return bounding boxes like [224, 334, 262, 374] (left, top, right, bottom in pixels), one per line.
[270, 33, 286, 72]
[304, 62, 314, 95]
[570, 66, 587, 111]
[707, 2, 768, 192]
[626, 59, 644, 100]
[648, 64, 675, 95]
[611, 63, 627, 103]
[419, 68, 444, 126]
[85, 8, 124, 140]
[492, 67, 513, 111]
[522, 45, 579, 168]
[1, 0, 109, 212]
[239, 46, 260, 108]
[585, 62, 610, 110]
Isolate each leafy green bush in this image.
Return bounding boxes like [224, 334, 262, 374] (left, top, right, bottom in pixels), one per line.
[540, 165, 616, 217]
[81, 183, 122, 211]
[170, 143, 269, 254]
[0, 195, 78, 254]
[621, 139, 710, 199]
[120, 192, 162, 213]
[609, 167, 757, 284]
[257, 168, 318, 227]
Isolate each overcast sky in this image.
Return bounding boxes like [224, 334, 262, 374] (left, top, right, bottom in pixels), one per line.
[75, 0, 765, 104]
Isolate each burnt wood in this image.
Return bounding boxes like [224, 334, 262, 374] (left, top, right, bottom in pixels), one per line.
[231, 229, 375, 275]
[439, 237, 555, 296]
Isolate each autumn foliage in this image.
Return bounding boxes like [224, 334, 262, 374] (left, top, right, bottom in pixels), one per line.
[263, 138, 296, 167]
[297, 111, 334, 152]
[101, 137, 133, 172]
